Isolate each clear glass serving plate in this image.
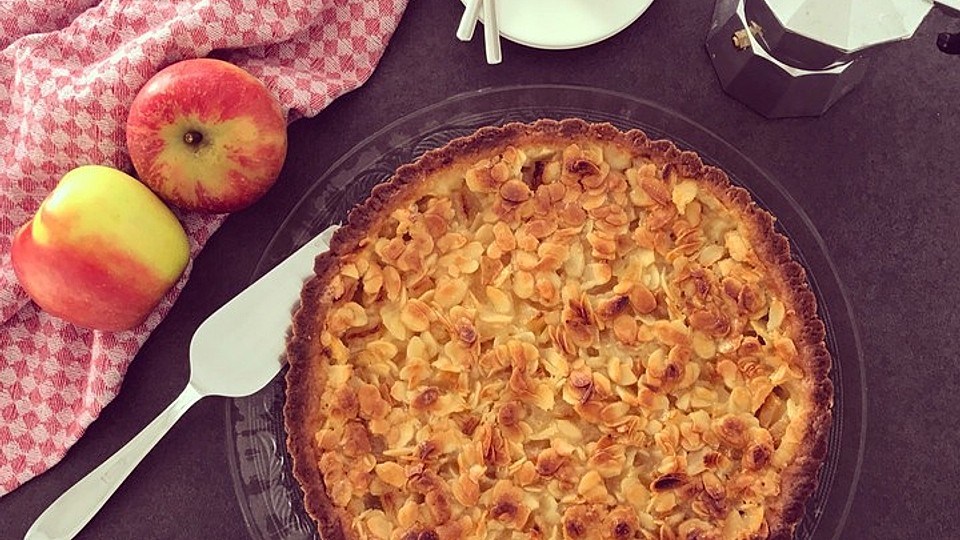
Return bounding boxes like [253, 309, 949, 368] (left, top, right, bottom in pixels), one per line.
[225, 85, 866, 540]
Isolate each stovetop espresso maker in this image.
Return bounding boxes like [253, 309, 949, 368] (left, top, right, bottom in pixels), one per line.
[707, 0, 960, 118]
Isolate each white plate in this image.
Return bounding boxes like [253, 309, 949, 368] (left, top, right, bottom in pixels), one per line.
[459, 0, 655, 50]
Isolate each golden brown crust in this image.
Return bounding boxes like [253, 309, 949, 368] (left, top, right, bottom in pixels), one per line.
[285, 268, 348, 540]
[284, 119, 833, 540]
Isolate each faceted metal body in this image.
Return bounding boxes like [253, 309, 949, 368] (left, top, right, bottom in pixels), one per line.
[706, 0, 871, 118]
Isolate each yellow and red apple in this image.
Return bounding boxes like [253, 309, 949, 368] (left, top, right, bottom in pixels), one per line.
[126, 58, 288, 213]
[11, 165, 190, 332]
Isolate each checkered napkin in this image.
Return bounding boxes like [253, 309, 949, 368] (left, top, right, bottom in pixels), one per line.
[0, 0, 407, 496]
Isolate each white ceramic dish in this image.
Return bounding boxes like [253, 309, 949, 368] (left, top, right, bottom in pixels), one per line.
[458, 0, 656, 50]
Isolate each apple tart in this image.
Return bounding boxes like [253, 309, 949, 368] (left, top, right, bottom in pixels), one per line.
[284, 119, 833, 540]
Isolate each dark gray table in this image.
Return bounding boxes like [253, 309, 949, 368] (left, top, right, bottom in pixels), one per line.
[3, 1, 959, 538]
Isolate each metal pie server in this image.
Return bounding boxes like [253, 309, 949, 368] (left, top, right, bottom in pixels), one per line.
[24, 225, 338, 540]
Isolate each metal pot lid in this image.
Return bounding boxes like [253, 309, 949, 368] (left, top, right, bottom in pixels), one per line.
[762, 0, 933, 53]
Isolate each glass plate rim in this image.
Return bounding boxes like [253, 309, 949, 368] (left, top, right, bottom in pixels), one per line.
[226, 84, 867, 540]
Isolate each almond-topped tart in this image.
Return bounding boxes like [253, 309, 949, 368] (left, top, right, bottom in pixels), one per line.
[284, 119, 833, 540]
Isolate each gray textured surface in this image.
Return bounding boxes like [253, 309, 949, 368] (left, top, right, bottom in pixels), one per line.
[2, 1, 959, 539]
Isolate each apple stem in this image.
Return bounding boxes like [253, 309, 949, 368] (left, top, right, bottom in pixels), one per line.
[183, 131, 203, 146]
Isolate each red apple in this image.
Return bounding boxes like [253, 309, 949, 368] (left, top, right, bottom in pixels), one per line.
[11, 165, 191, 331]
[126, 58, 288, 213]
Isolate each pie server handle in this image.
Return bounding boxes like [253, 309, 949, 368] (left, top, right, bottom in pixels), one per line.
[23, 385, 204, 540]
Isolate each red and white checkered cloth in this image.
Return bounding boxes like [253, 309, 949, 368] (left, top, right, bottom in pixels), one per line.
[0, 0, 407, 496]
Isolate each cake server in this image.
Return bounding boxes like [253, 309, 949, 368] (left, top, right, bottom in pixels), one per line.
[24, 225, 338, 540]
